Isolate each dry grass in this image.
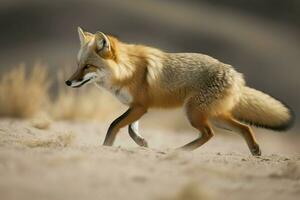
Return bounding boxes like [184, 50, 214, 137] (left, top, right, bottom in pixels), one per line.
[0, 65, 124, 121]
[0, 65, 50, 118]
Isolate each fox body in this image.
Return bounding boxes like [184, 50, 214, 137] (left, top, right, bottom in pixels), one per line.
[66, 28, 294, 155]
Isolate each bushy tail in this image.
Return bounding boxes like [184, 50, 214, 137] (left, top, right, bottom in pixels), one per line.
[232, 87, 294, 131]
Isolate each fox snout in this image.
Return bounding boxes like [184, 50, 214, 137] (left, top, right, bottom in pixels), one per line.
[65, 68, 86, 88]
[65, 70, 98, 88]
[65, 77, 92, 88]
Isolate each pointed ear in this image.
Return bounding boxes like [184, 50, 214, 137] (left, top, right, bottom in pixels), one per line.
[95, 31, 111, 55]
[78, 27, 86, 46]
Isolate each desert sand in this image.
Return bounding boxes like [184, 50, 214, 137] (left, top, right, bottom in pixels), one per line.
[0, 119, 299, 200]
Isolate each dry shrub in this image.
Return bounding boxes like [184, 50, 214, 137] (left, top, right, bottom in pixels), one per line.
[0, 65, 124, 121]
[0, 65, 50, 118]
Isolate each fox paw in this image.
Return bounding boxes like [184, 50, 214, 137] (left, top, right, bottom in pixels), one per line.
[250, 144, 261, 156]
[136, 138, 149, 148]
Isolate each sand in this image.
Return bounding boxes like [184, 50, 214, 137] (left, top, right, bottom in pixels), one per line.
[0, 119, 299, 200]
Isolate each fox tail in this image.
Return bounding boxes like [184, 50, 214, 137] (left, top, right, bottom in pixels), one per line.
[231, 86, 294, 131]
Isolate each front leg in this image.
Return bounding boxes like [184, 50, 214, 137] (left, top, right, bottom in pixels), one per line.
[103, 106, 147, 146]
[128, 121, 148, 147]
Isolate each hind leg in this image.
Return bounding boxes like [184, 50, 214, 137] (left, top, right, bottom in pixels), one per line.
[218, 114, 261, 156]
[180, 101, 214, 151]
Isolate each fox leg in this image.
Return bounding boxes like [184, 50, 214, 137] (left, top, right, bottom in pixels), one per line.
[180, 102, 214, 151]
[128, 121, 148, 147]
[219, 114, 261, 156]
[180, 123, 214, 151]
[103, 106, 147, 146]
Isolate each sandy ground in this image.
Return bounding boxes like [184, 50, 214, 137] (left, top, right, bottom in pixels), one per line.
[0, 119, 300, 200]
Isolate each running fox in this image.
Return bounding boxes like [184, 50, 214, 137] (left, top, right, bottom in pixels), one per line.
[66, 27, 294, 156]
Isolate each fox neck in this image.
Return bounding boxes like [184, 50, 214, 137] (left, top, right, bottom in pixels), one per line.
[95, 78, 133, 105]
[110, 43, 164, 84]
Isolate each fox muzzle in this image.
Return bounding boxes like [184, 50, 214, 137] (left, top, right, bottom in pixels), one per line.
[65, 72, 98, 88]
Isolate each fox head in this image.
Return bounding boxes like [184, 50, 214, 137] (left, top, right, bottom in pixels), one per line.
[65, 27, 116, 88]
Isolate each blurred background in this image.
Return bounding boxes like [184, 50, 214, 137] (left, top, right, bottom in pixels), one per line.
[0, 0, 299, 128]
[1, 2, 300, 199]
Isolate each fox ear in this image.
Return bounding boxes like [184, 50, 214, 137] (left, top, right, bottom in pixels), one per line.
[95, 31, 111, 55]
[78, 27, 86, 46]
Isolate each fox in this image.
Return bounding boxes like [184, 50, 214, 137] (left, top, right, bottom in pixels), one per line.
[65, 27, 294, 156]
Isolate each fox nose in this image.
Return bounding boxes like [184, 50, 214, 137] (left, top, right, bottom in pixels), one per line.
[65, 80, 72, 86]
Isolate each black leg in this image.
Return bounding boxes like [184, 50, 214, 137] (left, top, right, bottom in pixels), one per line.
[103, 107, 146, 146]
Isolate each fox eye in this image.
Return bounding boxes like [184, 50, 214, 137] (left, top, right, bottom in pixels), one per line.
[83, 65, 90, 70]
